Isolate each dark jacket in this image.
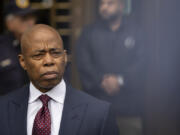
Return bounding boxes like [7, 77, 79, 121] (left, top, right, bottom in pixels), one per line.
[0, 84, 119, 135]
[0, 34, 28, 95]
[75, 19, 147, 115]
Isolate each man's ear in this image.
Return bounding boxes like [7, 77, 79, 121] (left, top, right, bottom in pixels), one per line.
[18, 54, 27, 70]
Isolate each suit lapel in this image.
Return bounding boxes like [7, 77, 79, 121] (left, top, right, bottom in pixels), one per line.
[59, 85, 88, 135]
[8, 85, 29, 135]
[7, 84, 87, 135]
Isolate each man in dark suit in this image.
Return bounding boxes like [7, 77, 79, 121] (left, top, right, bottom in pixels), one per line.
[0, 24, 119, 135]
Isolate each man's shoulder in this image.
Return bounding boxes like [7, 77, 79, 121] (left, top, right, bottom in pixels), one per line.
[0, 34, 14, 44]
[0, 34, 15, 55]
[82, 20, 105, 33]
[79, 89, 109, 104]
[68, 85, 110, 109]
[0, 85, 28, 104]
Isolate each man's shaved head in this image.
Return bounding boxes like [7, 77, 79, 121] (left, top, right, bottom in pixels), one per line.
[19, 24, 67, 93]
[21, 24, 63, 55]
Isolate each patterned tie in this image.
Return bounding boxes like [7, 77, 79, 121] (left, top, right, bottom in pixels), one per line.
[32, 94, 51, 135]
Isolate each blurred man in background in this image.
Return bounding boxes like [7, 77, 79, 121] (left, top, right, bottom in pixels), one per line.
[76, 0, 147, 116]
[0, 0, 37, 95]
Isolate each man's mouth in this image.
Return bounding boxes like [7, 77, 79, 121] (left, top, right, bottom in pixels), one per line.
[41, 71, 59, 80]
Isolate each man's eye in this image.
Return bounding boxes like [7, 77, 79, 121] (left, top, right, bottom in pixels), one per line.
[51, 51, 63, 57]
[32, 54, 44, 59]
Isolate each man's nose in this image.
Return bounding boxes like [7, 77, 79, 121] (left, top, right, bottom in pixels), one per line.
[43, 53, 55, 66]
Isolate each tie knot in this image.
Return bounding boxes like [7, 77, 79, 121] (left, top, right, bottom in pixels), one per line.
[39, 94, 51, 106]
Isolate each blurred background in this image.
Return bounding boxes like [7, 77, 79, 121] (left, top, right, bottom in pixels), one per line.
[0, 0, 179, 135]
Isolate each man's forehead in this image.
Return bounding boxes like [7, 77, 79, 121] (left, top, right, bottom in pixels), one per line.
[30, 29, 59, 40]
[23, 24, 61, 41]
[21, 24, 63, 53]
[29, 33, 61, 43]
[26, 33, 62, 47]
[26, 37, 64, 53]
[31, 42, 63, 50]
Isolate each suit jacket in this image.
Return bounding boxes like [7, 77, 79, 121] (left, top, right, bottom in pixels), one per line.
[0, 84, 119, 135]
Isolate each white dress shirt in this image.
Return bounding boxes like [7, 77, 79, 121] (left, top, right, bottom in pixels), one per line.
[27, 79, 66, 135]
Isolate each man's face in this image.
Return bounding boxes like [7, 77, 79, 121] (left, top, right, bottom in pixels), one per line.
[19, 28, 67, 92]
[99, 0, 123, 21]
[6, 15, 35, 40]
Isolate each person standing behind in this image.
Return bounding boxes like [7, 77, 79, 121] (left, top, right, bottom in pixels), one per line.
[0, 0, 37, 95]
[75, 0, 147, 115]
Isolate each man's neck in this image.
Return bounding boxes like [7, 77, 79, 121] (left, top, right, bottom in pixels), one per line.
[108, 16, 122, 32]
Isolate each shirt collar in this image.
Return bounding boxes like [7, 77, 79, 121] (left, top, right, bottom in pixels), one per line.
[29, 79, 66, 104]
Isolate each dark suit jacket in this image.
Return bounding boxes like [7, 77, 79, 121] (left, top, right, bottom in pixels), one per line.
[0, 84, 119, 135]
